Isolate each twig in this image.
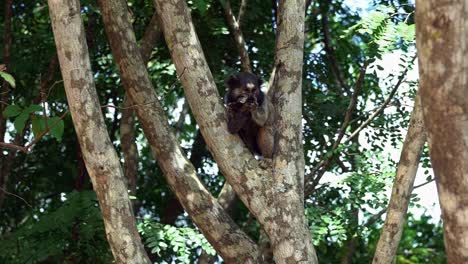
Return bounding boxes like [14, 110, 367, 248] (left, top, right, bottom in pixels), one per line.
[46, 80, 64, 101]
[364, 207, 387, 227]
[220, 0, 252, 72]
[305, 61, 368, 196]
[0, 186, 32, 208]
[321, 6, 350, 94]
[413, 178, 435, 189]
[24, 111, 69, 150]
[0, 142, 27, 153]
[360, 177, 433, 228]
[237, 0, 248, 26]
[343, 54, 417, 145]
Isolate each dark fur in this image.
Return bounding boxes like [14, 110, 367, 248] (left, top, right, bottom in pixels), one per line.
[225, 72, 273, 158]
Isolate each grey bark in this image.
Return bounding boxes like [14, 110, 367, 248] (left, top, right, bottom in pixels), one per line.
[372, 94, 426, 264]
[47, 0, 151, 263]
[120, 11, 162, 199]
[265, 1, 317, 262]
[416, 1, 468, 262]
[155, 0, 318, 262]
[97, 0, 262, 262]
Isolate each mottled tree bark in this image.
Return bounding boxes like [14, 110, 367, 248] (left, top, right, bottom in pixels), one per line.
[97, 0, 262, 262]
[266, 1, 317, 262]
[120, 11, 162, 199]
[47, 1, 151, 263]
[416, 1, 468, 262]
[120, 95, 138, 196]
[155, 0, 317, 262]
[372, 94, 426, 264]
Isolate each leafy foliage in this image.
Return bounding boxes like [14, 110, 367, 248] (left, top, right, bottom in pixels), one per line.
[139, 220, 215, 263]
[0, 191, 112, 263]
[0, 71, 16, 88]
[0, 0, 443, 262]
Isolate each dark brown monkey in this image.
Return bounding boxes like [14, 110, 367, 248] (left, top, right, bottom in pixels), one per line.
[225, 72, 274, 160]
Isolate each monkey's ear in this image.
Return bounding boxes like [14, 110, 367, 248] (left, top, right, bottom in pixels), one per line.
[226, 75, 240, 88]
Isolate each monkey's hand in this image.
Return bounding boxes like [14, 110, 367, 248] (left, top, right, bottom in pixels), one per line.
[243, 98, 258, 112]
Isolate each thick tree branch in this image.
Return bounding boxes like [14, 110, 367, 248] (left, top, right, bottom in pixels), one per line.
[373, 94, 426, 264]
[416, 1, 468, 261]
[154, 0, 271, 223]
[98, 0, 262, 261]
[47, 0, 151, 262]
[265, 0, 318, 262]
[121, 9, 162, 199]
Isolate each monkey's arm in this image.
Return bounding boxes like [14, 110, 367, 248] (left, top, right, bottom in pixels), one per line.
[226, 106, 249, 133]
[251, 97, 270, 126]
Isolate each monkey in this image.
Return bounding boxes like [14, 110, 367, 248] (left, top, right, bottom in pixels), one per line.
[224, 72, 274, 163]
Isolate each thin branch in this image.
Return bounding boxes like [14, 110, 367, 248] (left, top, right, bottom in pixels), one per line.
[413, 178, 435, 189]
[0, 142, 27, 153]
[305, 61, 368, 196]
[220, 0, 252, 72]
[237, 0, 248, 26]
[306, 0, 315, 12]
[139, 11, 162, 63]
[343, 55, 417, 145]
[0, 187, 32, 207]
[24, 111, 69, 150]
[321, 5, 350, 94]
[364, 207, 387, 227]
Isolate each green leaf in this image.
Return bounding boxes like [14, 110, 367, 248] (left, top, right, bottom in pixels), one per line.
[48, 117, 65, 141]
[24, 104, 43, 114]
[3, 105, 22, 117]
[14, 112, 29, 134]
[159, 241, 168, 248]
[0, 71, 16, 88]
[31, 117, 42, 138]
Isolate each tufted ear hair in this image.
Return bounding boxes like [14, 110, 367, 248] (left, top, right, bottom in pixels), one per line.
[226, 75, 240, 89]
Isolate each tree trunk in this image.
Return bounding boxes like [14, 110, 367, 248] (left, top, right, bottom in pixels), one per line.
[264, 1, 317, 262]
[372, 93, 426, 264]
[47, 0, 151, 263]
[97, 0, 262, 261]
[154, 0, 318, 262]
[416, 1, 468, 262]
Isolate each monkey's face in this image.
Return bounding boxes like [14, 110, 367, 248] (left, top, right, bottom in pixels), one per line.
[226, 72, 263, 105]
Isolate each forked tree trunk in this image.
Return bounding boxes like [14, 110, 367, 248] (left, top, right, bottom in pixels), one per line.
[416, 1, 468, 262]
[47, 0, 151, 263]
[372, 94, 426, 263]
[154, 0, 317, 262]
[97, 0, 262, 262]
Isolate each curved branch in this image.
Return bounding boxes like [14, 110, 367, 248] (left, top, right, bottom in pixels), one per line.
[121, 9, 162, 199]
[321, 5, 349, 94]
[237, 0, 248, 26]
[305, 61, 368, 195]
[48, 0, 150, 262]
[373, 93, 426, 264]
[343, 55, 417, 145]
[98, 0, 262, 261]
[220, 0, 252, 72]
[154, 0, 270, 221]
